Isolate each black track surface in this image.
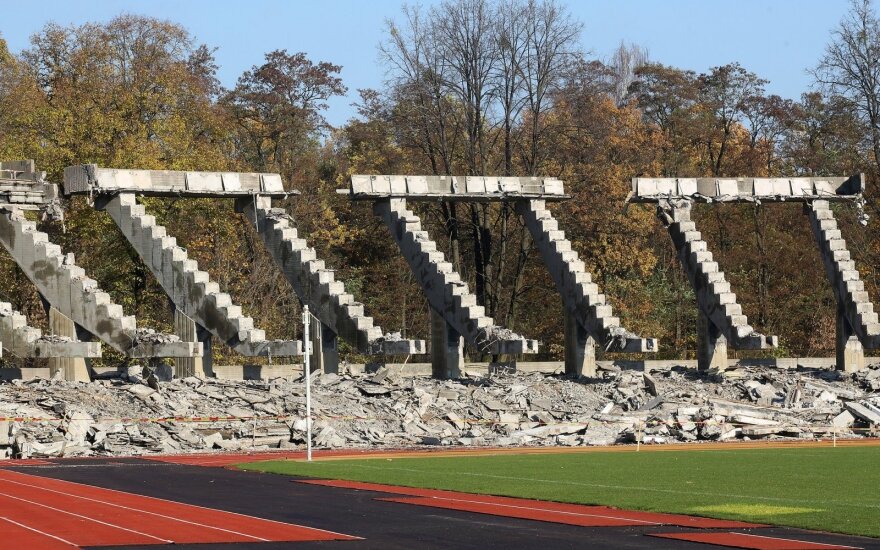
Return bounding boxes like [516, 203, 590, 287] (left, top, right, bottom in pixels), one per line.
[8, 458, 879, 550]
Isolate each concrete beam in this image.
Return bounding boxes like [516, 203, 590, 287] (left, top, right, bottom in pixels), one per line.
[808, 200, 880, 368]
[174, 309, 213, 378]
[98, 193, 300, 357]
[516, 199, 657, 354]
[0, 159, 58, 208]
[343, 175, 568, 202]
[0, 209, 135, 354]
[658, 199, 777, 353]
[431, 310, 463, 379]
[632, 175, 863, 203]
[64, 165, 296, 198]
[236, 196, 424, 356]
[373, 198, 539, 356]
[0, 302, 100, 360]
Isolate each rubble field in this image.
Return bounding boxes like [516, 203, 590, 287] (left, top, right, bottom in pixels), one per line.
[1, 362, 879, 459]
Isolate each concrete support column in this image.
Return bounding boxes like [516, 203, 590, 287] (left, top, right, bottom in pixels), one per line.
[697, 309, 728, 371]
[564, 308, 596, 377]
[47, 307, 90, 382]
[431, 309, 463, 379]
[174, 309, 213, 378]
[836, 306, 865, 372]
[309, 315, 338, 374]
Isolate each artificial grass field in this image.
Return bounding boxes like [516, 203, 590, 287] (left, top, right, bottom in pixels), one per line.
[240, 445, 880, 538]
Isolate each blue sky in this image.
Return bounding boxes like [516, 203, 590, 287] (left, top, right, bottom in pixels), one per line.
[0, 0, 852, 127]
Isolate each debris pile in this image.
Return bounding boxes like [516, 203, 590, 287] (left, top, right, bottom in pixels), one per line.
[1, 363, 878, 459]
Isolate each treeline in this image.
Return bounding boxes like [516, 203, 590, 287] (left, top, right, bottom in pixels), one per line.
[0, 0, 878, 364]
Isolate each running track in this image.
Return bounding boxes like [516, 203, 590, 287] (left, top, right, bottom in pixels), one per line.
[0, 451, 876, 549]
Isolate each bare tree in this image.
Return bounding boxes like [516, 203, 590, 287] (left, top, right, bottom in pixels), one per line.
[517, 0, 582, 175]
[609, 40, 648, 106]
[813, 0, 880, 174]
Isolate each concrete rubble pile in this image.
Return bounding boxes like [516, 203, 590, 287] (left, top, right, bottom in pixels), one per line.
[1, 363, 879, 459]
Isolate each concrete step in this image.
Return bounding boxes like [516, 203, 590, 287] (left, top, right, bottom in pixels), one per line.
[240, 197, 420, 356]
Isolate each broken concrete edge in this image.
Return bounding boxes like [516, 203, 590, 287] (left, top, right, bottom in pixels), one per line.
[63, 164, 299, 198]
[609, 337, 658, 354]
[29, 341, 102, 359]
[481, 338, 540, 355]
[342, 191, 572, 202]
[233, 340, 303, 357]
[127, 341, 203, 359]
[342, 174, 569, 202]
[371, 339, 427, 356]
[731, 334, 779, 351]
[630, 174, 864, 203]
[3, 362, 880, 459]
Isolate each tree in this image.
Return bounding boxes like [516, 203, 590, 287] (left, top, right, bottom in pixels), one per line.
[813, 0, 880, 175]
[697, 63, 767, 176]
[609, 40, 648, 107]
[222, 50, 346, 182]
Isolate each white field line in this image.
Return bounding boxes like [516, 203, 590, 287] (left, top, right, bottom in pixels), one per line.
[0, 477, 268, 543]
[0, 469, 359, 540]
[0, 516, 78, 547]
[412, 495, 660, 525]
[0, 491, 172, 543]
[339, 463, 880, 510]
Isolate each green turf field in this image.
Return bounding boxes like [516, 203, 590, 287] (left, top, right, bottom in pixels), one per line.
[239, 446, 880, 538]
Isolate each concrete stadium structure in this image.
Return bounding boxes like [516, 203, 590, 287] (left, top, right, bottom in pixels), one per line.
[0, 160, 869, 380]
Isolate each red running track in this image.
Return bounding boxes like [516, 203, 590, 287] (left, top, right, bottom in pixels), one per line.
[0, 469, 358, 548]
[649, 532, 861, 550]
[298, 479, 761, 529]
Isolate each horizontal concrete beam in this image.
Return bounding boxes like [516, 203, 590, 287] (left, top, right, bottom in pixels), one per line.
[63, 165, 296, 198]
[343, 175, 568, 201]
[617, 337, 659, 353]
[373, 339, 428, 355]
[128, 341, 203, 358]
[234, 340, 303, 356]
[631, 175, 863, 203]
[0, 159, 58, 208]
[29, 340, 102, 358]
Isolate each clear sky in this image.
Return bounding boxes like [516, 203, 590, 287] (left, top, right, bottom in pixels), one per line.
[0, 0, 853, 127]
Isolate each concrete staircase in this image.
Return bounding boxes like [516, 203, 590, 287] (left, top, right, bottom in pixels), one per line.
[517, 200, 656, 353]
[0, 301, 100, 358]
[374, 198, 538, 355]
[0, 209, 197, 357]
[665, 204, 776, 349]
[238, 196, 424, 355]
[102, 194, 300, 357]
[809, 200, 880, 348]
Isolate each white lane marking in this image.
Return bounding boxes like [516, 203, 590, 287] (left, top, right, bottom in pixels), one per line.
[0, 469, 359, 540]
[0, 516, 78, 547]
[408, 495, 660, 525]
[0, 477, 268, 542]
[340, 462, 880, 510]
[0, 491, 172, 543]
[734, 532, 862, 549]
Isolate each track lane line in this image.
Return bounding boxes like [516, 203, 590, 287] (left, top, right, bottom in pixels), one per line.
[735, 532, 862, 549]
[300, 479, 760, 528]
[0, 469, 359, 541]
[0, 478, 268, 544]
[0, 516, 78, 548]
[412, 495, 659, 524]
[0, 490, 171, 544]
